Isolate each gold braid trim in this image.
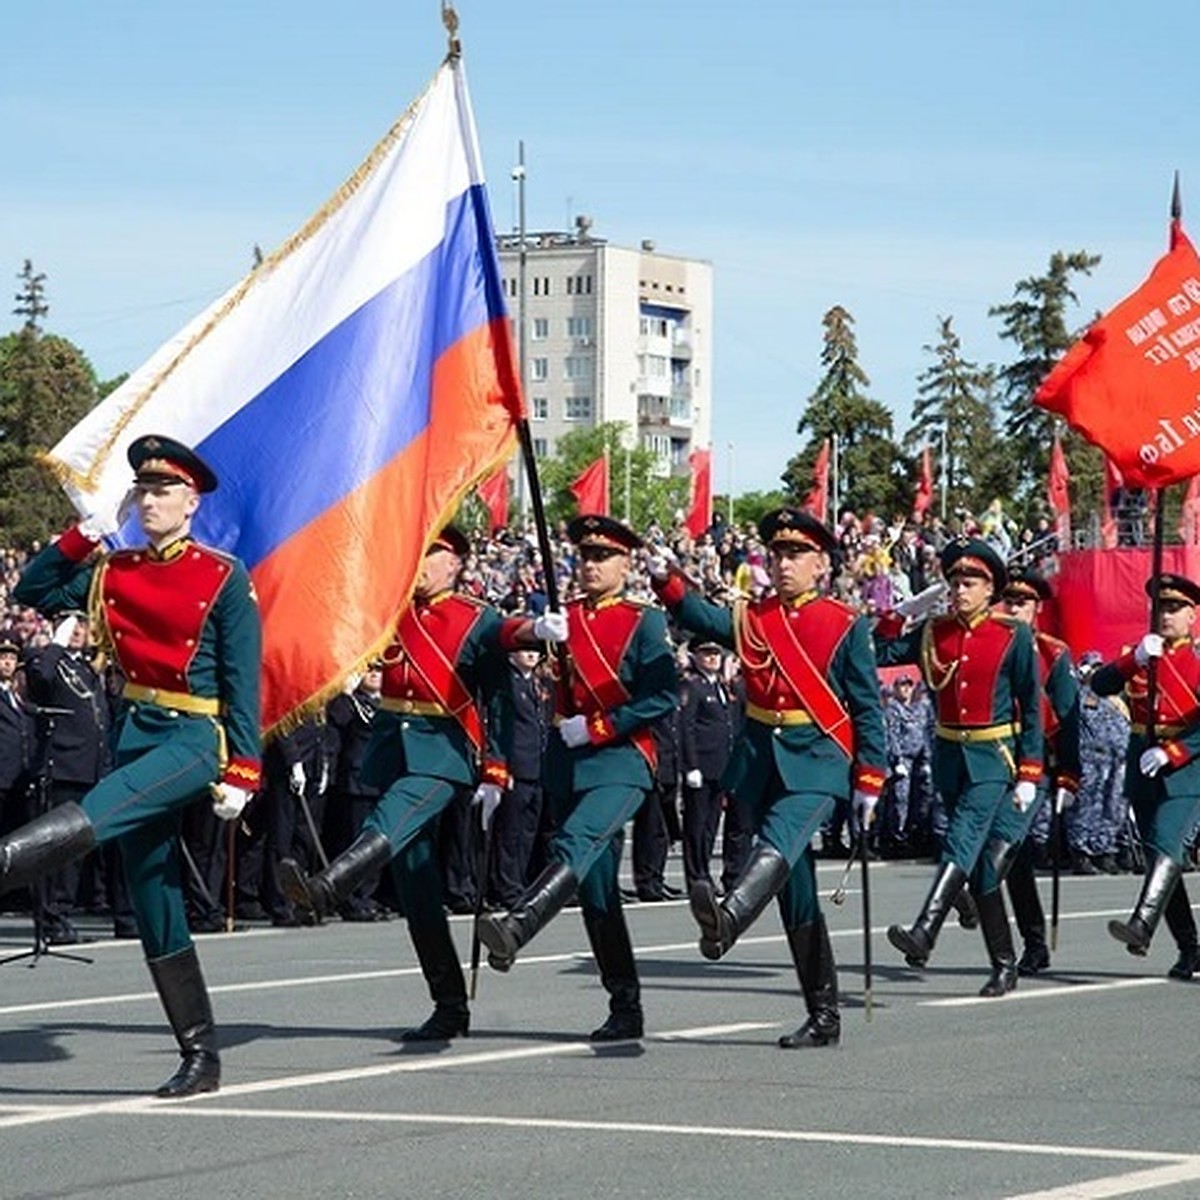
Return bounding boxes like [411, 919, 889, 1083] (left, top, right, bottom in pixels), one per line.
[39, 62, 445, 495]
[920, 620, 958, 693]
[733, 599, 773, 672]
[86, 556, 116, 666]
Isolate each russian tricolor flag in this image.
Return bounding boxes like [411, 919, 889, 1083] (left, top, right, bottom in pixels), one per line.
[42, 56, 522, 733]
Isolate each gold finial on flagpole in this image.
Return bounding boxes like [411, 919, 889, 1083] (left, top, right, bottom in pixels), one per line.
[442, 2, 461, 59]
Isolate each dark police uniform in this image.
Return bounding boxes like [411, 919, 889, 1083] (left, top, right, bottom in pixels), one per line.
[1091, 572, 1200, 970]
[876, 538, 1042, 995]
[655, 508, 887, 1048]
[2, 435, 262, 1098]
[478, 515, 679, 1042]
[0, 648, 34, 841]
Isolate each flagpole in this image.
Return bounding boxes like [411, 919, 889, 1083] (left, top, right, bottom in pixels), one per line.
[514, 139, 528, 521]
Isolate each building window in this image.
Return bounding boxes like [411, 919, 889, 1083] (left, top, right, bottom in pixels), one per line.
[564, 396, 593, 422]
[647, 354, 668, 379]
[566, 315, 593, 340]
[565, 274, 594, 296]
[532, 277, 552, 297]
[564, 355, 593, 381]
[531, 317, 549, 341]
[530, 357, 548, 382]
[533, 437, 548, 457]
[530, 396, 549, 421]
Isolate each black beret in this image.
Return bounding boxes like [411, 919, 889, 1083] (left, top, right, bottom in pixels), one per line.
[566, 514, 644, 552]
[758, 507, 837, 555]
[128, 434, 218, 494]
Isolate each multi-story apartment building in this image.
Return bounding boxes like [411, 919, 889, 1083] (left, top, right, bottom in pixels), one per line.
[497, 218, 712, 479]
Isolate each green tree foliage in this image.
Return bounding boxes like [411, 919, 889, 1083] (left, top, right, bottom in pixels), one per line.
[781, 305, 909, 518]
[535, 421, 689, 531]
[990, 250, 1102, 514]
[0, 262, 100, 546]
[905, 316, 1015, 517]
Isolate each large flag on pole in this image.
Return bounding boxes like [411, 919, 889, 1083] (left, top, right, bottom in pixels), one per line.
[38, 55, 522, 733]
[685, 446, 712, 538]
[1035, 218, 1200, 488]
[912, 446, 934, 521]
[1048, 434, 1071, 544]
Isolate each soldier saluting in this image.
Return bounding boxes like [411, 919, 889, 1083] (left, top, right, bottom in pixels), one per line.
[875, 537, 1043, 996]
[1091, 572, 1200, 968]
[650, 507, 887, 1048]
[2, 435, 262, 1098]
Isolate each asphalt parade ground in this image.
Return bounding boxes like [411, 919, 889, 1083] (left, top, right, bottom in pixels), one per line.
[2, 856, 1198, 1200]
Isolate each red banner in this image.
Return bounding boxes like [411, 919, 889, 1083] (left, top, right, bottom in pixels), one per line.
[1048, 434, 1071, 542]
[912, 446, 934, 520]
[1036, 223, 1200, 488]
[569, 454, 609, 515]
[805, 440, 830, 523]
[685, 447, 712, 538]
[477, 465, 510, 533]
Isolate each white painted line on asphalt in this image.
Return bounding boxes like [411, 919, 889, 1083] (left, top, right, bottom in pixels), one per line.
[137, 1104, 1195, 1169]
[0, 1021, 773, 1130]
[1001, 1158, 1200, 1198]
[924, 977, 1166, 1008]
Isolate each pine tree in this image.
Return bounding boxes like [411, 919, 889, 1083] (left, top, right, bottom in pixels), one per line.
[782, 305, 908, 518]
[990, 250, 1101, 511]
[905, 316, 1015, 517]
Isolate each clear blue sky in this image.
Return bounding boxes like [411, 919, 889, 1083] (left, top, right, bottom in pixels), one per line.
[3, 1, 1192, 493]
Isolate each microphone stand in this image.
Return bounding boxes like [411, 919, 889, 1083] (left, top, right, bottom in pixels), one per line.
[0, 707, 92, 968]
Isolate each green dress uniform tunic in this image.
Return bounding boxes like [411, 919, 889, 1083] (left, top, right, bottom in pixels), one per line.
[14, 523, 262, 959]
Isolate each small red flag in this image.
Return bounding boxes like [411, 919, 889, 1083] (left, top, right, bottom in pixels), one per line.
[912, 446, 934, 520]
[569, 454, 609, 515]
[477, 466, 510, 533]
[1048, 435, 1071, 543]
[1100, 456, 1123, 549]
[1035, 222, 1200, 488]
[685, 447, 712, 538]
[805, 440, 830, 523]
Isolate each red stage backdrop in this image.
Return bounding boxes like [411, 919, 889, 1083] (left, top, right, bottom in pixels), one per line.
[1046, 547, 1200, 658]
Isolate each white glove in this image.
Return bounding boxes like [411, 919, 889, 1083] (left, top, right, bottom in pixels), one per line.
[1013, 780, 1038, 813]
[892, 761, 910, 778]
[644, 545, 678, 581]
[342, 671, 363, 695]
[1054, 785, 1076, 813]
[289, 762, 306, 795]
[78, 487, 137, 539]
[852, 789, 879, 827]
[558, 713, 591, 748]
[1140, 746, 1171, 777]
[472, 782, 504, 831]
[1135, 633, 1165, 667]
[211, 783, 251, 821]
[52, 615, 79, 647]
[532, 610, 568, 643]
[684, 768, 703, 790]
[317, 763, 329, 796]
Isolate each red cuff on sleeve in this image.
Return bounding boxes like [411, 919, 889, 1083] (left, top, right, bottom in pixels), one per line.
[497, 617, 533, 652]
[1018, 759, 1043, 784]
[874, 611, 905, 640]
[1163, 740, 1191, 769]
[1115, 650, 1140, 681]
[652, 572, 688, 607]
[222, 757, 261, 791]
[587, 713, 618, 746]
[853, 766, 886, 796]
[1055, 773, 1080, 794]
[481, 759, 512, 788]
[57, 524, 101, 562]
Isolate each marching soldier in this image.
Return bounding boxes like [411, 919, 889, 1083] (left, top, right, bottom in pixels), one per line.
[997, 569, 1081, 975]
[478, 515, 679, 1041]
[876, 537, 1043, 997]
[1091, 572, 1200, 977]
[651, 507, 887, 1048]
[3, 434, 262, 1097]
[282, 526, 566, 1040]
